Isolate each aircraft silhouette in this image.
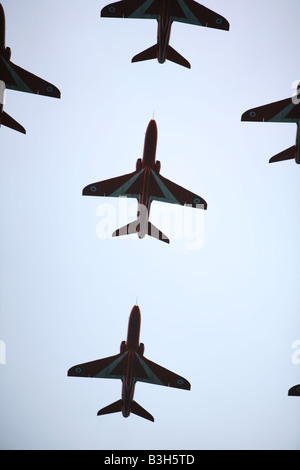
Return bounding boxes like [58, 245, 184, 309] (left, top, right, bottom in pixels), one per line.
[242, 83, 300, 164]
[101, 0, 229, 68]
[0, 3, 60, 134]
[83, 119, 207, 244]
[288, 385, 300, 397]
[68, 305, 190, 421]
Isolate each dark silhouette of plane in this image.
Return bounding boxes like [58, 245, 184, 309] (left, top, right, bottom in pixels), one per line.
[288, 385, 300, 396]
[101, 0, 229, 68]
[0, 3, 60, 133]
[83, 119, 207, 244]
[241, 83, 300, 164]
[68, 305, 190, 421]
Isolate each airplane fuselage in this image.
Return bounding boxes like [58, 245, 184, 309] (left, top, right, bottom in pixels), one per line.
[121, 305, 141, 417]
[157, 1, 172, 63]
[138, 119, 158, 238]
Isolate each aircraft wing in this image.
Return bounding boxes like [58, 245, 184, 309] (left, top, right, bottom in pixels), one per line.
[134, 354, 191, 390]
[68, 352, 128, 380]
[83, 169, 144, 199]
[241, 94, 300, 124]
[101, 0, 229, 30]
[149, 170, 207, 209]
[170, 0, 230, 30]
[0, 58, 60, 98]
[288, 385, 300, 396]
[101, 0, 160, 20]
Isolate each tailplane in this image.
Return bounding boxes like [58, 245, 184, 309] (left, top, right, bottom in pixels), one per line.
[166, 45, 191, 69]
[132, 44, 191, 69]
[131, 401, 154, 422]
[269, 146, 295, 163]
[97, 399, 122, 417]
[112, 219, 170, 244]
[147, 221, 170, 244]
[1, 111, 26, 134]
[132, 44, 157, 63]
[97, 399, 154, 422]
[112, 219, 139, 238]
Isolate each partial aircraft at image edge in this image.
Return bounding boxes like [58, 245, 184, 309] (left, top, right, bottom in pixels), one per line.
[101, 0, 230, 68]
[288, 385, 300, 397]
[68, 305, 191, 422]
[241, 83, 300, 164]
[0, 3, 60, 134]
[83, 119, 207, 244]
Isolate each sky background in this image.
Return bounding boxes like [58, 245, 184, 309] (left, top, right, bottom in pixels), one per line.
[0, 0, 300, 450]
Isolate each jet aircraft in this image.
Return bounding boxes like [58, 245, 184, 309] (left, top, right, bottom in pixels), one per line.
[288, 385, 300, 397]
[68, 305, 191, 421]
[83, 119, 207, 244]
[101, 0, 230, 68]
[0, 3, 60, 133]
[241, 84, 300, 164]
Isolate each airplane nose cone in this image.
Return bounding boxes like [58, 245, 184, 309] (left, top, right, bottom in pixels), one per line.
[147, 119, 157, 132]
[130, 304, 141, 321]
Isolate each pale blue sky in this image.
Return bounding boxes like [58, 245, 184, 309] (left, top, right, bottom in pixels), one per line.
[0, 0, 300, 450]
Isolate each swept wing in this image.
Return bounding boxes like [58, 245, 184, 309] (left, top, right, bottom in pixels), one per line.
[82, 170, 143, 199]
[83, 168, 207, 209]
[241, 93, 300, 124]
[68, 353, 126, 380]
[149, 170, 207, 208]
[0, 57, 60, 98]
[101, 0, 229, 30]
[135, 354, 191, 390]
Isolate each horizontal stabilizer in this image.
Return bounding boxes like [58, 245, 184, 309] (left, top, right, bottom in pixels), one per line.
[132, 44, 157, 64]
[148, 221, 170, 244]
[112, 220, 139, 238]
[269, 146, 295, 163]
[132, 44, 191, 69]
[166, 46, 191, 69]
[131, 401, 154, 422]
[112, 219, 169, 243]
[97, 399, 122, 416]
[1, 111, 26, 134]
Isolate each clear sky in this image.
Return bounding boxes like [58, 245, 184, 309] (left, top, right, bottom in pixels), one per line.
[0, 0, 300, 450]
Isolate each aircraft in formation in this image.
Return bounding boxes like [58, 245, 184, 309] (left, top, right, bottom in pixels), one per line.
[68, 305, 190, 422]
[101, 0, 230, 68]
[0, 3, 60, 134]
[242, 83, 300, 164]
[83, 119, 207, 244]
[0, 1, 298, 424]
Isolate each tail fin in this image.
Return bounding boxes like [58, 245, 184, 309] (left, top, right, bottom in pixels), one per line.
[1, 111, 26, 134]
[132, 44, 157, 64]
[269, 146, 295, 163]
[131, 401, 154, 422]
[132, 44, 191, 69]
[97, 399, 122, 417]
[112, 219, 170, 243]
